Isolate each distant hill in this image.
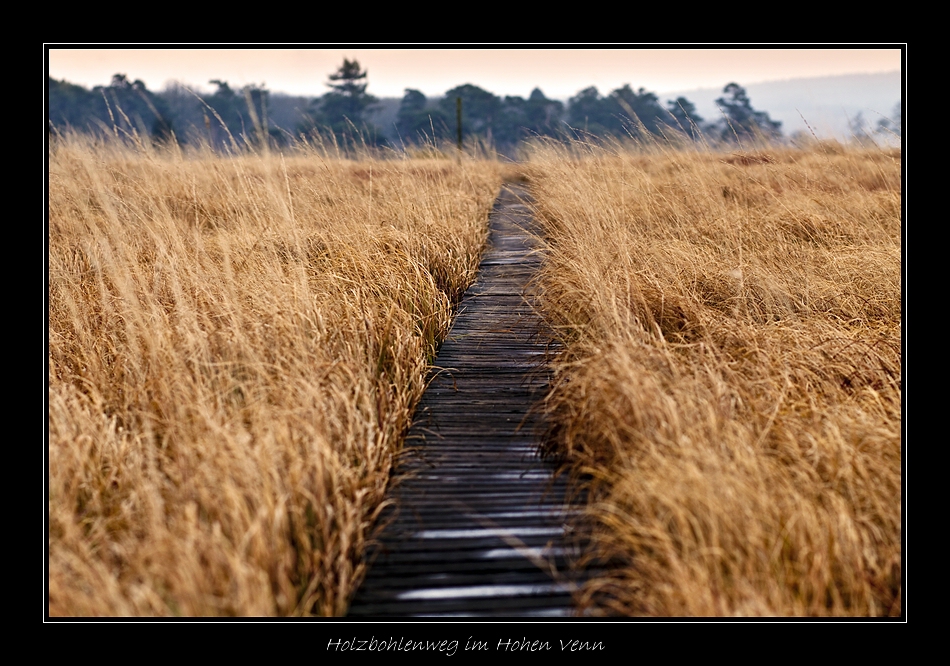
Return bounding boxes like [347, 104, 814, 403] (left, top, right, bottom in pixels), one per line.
[658, 71, 902, 140]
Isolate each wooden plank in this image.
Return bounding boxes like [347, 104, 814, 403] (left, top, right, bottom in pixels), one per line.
[346, 185, 586, 618]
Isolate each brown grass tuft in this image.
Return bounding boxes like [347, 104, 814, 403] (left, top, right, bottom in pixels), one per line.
[48, 134, 502, 616]
[525, 139, 901, 616]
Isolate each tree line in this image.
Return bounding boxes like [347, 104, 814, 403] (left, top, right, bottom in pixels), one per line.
[48, 59, 806, 152]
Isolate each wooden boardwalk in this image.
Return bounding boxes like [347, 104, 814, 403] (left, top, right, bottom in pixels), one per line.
[347, 185, 585, 618]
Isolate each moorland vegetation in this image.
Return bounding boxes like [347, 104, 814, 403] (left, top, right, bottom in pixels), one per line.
[47, 69, 902, 615]
[48, 131, 503, 615]
[524, 135, 902, 616]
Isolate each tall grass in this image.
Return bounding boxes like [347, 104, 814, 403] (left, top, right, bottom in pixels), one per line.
[525, 137, 901, 616]
[47, 134, 502, 616]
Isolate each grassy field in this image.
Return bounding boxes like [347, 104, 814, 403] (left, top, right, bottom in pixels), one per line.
[524, 138, 902, 616]
[47, 134, 502, 616]
[48, 129, 902, 618]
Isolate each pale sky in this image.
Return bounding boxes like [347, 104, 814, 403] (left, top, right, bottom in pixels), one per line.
[46, 47, 903, 100]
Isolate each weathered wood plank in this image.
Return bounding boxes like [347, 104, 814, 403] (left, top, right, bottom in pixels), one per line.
[346, 185, 586, 618]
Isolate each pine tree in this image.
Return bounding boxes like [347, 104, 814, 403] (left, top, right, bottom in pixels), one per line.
[306, 59, 379, 143]
[877, 101, 902, 139]
[320, 59, 376, 132]
[665, 96, 703, 140]
[396, 89, 447, 144]
[714, 83, 782, 144]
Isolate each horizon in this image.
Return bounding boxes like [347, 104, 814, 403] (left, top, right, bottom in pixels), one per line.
[47, 48, 903, 101]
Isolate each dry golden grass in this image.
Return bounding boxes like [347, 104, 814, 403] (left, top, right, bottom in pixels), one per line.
[525, 138, 901, 616]
[48, 134, 502, 616]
